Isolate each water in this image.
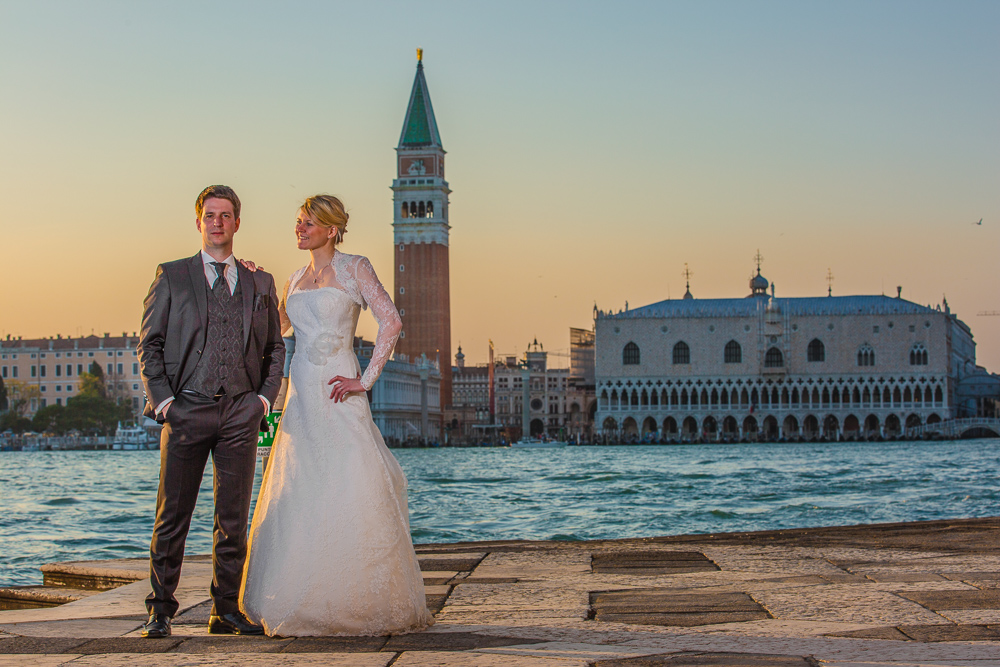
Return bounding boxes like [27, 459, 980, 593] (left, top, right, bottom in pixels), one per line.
[1, 440, 998, 585]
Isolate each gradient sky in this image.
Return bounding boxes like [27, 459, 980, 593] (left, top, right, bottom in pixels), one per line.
[1, 1, 997, 369]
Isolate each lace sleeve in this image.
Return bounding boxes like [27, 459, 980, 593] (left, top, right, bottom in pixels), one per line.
[356, 257, 401, 390]
[279, 276, 293, 338]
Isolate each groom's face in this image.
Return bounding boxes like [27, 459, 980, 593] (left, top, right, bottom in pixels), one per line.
[196, 197, 240, 252]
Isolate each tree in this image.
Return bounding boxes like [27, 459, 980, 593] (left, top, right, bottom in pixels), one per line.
[79, 362, 107, 399]
[0, 411, 33, 433]
[63, 393, 131, 435]
[0, 374, 7, 412]
[32, 403, 67, 435]
[5, 380, 41, 417]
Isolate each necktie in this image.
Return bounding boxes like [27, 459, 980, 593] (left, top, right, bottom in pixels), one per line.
[212, 262, 230, 301]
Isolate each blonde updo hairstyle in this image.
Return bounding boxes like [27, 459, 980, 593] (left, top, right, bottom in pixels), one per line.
[301, 194, 349, 246]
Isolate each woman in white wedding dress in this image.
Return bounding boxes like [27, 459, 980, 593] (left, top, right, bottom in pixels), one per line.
[240, 195, 431, 637]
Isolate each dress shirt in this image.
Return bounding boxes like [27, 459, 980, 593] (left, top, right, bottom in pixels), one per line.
[155, 251, 270, 417]
[201, 251, 238, 294]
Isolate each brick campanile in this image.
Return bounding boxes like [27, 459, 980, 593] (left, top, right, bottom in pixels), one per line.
[392, 49, 452, 410]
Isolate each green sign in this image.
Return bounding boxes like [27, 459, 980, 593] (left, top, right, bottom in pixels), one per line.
[256, 411, 282, 459]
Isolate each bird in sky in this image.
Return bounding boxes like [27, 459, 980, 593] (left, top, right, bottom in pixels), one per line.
[973, 218, 983, 225]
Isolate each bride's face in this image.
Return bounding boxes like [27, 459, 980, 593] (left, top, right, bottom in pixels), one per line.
[295, 210, 336, 251]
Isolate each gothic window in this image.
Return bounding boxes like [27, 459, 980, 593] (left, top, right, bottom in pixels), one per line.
[807, 338, 825, 362]
[673, 341, 690, 365]
[764, 347, 783, 367]
[401, 202, 409, 218]
[857, 344, 875, 367]
[426, 201, 434, 217]
[724, 340, 741, 363]
[909, 344, 928, 366]
[622, 342, 640, 365]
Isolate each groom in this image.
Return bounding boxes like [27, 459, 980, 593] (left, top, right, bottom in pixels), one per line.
[137, 185, 285, 638]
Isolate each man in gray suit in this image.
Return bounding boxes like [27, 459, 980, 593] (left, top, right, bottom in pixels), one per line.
[137, 185, 285, 638]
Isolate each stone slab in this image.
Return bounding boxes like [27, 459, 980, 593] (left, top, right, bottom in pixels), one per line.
[8, 654, 392, 666]
[0, 636, 90, 653]
[172, 636, 295, 653]
[899, 589, 1000, 610]
[383, 631, 545, 651]
[0, 657, 78, 667]
[593, 653, 816, 666]
[394, 651, 589, 666]
[281, 635, 389, 652]
[897, 623, 1000, 642]
[0, 618, 142, 638]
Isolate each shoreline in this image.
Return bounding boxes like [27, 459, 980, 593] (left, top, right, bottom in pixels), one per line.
[1, 517, 999, 664]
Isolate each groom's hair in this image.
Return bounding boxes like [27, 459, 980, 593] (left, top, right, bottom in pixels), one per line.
[195, 185, 242, 220]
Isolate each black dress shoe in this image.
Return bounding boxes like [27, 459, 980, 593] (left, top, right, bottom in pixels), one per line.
[141, 612, 172, 638]
[208, 611, 264, 635]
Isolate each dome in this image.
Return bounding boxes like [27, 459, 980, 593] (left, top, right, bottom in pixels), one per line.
[749, 268, 769, 297]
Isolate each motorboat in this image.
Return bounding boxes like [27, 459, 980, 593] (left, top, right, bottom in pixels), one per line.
[510, 438, 568, 448]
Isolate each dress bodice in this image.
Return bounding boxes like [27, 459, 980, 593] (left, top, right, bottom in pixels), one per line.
[282, 251, 400, 390]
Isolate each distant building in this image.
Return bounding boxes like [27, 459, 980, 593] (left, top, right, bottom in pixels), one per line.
[493, 337, 597, 442]
[392, 50, 452, 412]
[355, 338, 442, 444]
[447, 346, 493, 441]
[595, 265, 978, 441]
[0, 333, 144, 416]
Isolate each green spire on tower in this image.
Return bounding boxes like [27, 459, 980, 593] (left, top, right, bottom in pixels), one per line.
[399, 48, 443, 149]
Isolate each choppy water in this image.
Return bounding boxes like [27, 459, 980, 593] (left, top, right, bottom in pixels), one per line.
[2, 440, 999, 585]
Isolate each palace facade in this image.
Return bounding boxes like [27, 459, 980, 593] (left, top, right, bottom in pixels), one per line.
[595, 268, 976, 441]
[1, 333, 145, 416]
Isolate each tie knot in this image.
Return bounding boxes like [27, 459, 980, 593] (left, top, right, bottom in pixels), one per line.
[212, 262, 228, 279]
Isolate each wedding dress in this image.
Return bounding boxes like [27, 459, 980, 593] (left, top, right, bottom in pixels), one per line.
[240, 250, 431, 637]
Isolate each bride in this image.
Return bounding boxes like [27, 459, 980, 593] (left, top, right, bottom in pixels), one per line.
[240, 195, 432, 637]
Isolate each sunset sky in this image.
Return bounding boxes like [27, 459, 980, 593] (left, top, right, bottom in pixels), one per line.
[1, 1, 997, 368]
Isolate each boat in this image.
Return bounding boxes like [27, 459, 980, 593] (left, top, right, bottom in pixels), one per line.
[510, 438, 568, 448]
[112, 423, 158, 450]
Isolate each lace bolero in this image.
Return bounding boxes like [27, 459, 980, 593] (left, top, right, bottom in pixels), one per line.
[282, 251, 401, 391]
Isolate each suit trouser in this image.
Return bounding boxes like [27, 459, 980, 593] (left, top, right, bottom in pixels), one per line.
[146, 391, 262, 617]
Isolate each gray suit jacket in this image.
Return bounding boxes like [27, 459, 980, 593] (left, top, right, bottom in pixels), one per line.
[137, 253, 286, 429]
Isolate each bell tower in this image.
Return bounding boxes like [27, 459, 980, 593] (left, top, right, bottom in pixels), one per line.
[392, 48, 452, 409]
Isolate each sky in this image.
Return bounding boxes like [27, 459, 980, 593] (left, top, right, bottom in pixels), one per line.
[1, 1, 997, 369]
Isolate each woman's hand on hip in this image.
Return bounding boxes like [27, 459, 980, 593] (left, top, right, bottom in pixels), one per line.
[328, 372, 365, 402]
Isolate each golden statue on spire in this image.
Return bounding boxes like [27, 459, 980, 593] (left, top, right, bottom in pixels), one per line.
[417, 47, 423, 62]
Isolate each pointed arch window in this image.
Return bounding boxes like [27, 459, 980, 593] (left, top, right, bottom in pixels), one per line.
[857, 344, 875, 367]
[622, 342, 640, 365]
[672, 341, 690, 365]
[764, 347, 783, 367]
[807, 338, 825, 362]
[909, 343, 928, 366]
[724, 340, 742, 363]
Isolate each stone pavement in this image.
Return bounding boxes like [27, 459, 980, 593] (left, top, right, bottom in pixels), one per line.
[1, 518, 999, 666]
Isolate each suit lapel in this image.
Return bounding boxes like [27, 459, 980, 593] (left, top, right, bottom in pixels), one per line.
[238, 262, 254, 350]
[187, 253, 208, 333]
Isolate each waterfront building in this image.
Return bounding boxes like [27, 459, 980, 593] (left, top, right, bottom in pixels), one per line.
[447, 347, 493, 442]
[355, 338, 442, 444]
[0, 333, 144, 416]
[492, 336, 597, 443]
[595, 264, 978, 441]
[391, 49, 452, 413]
